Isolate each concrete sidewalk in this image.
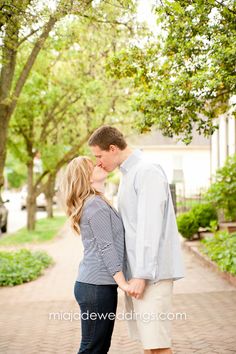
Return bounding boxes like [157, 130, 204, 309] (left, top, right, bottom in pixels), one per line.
[0, 223, 235, 354]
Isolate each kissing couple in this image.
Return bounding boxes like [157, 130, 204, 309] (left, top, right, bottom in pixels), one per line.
[60, 125, 185, 354]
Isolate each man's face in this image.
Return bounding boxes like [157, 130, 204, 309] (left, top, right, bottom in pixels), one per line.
[90, 145, 120, 172]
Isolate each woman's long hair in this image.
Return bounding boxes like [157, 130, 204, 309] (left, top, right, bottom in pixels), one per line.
[60, 156, 104, 234]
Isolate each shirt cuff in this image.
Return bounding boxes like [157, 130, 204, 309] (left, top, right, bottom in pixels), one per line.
[133, 267, 157, 280]
[110, 264, 123, 277]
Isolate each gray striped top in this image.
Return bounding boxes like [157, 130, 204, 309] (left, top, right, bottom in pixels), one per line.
[76, 195, 125, 285]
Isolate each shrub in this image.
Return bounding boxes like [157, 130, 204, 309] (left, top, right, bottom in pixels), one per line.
[0, 249, 54, 286]
[191, 203, 218, 228]
[205, 155, 236, 221]
[177, 212, 199, 240]
[201, 231, 236, 275]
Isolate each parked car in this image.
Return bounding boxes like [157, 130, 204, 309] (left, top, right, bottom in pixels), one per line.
[0, 200, 8, 233]
[20, 186, 56, 210]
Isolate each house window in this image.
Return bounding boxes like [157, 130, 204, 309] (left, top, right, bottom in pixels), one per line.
[172, 155, 184, 183]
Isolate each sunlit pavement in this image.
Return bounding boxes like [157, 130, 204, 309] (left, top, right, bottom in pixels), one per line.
[0, 224, 235, 353]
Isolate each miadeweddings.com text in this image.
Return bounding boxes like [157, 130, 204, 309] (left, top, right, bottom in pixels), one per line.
[48, 311, 187, 323]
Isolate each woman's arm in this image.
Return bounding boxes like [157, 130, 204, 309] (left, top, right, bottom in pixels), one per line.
[88, 206, 129, 291]
[113, 271, 129, 292]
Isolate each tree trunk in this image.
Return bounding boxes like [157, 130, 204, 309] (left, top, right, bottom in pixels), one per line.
[45, 175, 56, 218]
[0, 116, 9, 202]
[27, 160, 36, 231]
[27, 195, 37, 231]
[46, 196, 54, 218]
[0, 16, 57, 199]
[0, 21, 19, 198]
[9, 16, 58, 117]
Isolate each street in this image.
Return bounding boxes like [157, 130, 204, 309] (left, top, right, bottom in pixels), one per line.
[2, 190, 47, 234]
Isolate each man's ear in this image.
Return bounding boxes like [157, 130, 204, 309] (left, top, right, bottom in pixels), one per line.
[109, 144, 118, 152]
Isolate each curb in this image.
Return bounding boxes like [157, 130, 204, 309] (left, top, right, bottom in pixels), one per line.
[181, 238, 236, 288]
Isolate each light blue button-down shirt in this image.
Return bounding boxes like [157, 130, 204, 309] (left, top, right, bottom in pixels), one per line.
[117, 149, 185, 283]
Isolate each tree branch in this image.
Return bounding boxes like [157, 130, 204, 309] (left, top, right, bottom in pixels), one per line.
[9, 15, 58, 117]
[79, 13, 133, 30]
[17, 27, 41, 47]
[40, 93, 82, 141]
[215, 0, 236, 15]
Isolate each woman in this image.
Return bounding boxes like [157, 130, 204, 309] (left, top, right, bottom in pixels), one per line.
[60, 156, 129, 354]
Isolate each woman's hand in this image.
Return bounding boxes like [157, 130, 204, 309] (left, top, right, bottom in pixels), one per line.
[113, 271, 130, 293]
[119, 282, 130, 293]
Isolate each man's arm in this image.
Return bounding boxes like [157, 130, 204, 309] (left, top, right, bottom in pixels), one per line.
[128, 166, 168, 298]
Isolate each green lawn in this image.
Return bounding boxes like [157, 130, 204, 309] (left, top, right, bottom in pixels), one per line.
[0, 216, 66, 246]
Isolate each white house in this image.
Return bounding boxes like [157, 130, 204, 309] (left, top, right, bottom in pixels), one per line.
[210, 104, 236, 177]
[128, 129, 211, 197]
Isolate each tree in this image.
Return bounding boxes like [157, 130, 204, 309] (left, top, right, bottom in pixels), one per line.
[8, 14, 137, 229]
[106, 0, 236, 143]
[5, 151, 27, 189]
[0, 0, 136, 200]
[206, 154, 236, 221]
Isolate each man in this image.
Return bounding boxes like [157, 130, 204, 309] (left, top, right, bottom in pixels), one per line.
[88, 126, 185, 354]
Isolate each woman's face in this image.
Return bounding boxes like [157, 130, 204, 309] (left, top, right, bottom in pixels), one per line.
[91, 165, 108, 183]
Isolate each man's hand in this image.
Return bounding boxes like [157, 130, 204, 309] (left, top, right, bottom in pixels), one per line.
[127, 278, 146, 299]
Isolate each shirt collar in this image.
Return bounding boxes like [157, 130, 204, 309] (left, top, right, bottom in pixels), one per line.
[120, 149, 142, 174]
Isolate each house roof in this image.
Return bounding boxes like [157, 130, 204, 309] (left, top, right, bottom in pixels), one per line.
[128, 129, 210, 147]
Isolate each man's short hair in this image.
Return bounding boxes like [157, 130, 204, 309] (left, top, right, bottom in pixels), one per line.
[88, 125, 127, 151]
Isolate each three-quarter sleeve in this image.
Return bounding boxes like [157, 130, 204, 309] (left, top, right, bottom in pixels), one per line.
[88, 207, 123, 276]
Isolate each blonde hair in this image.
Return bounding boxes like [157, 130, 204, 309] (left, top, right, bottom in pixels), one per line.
[60, 156, 106, 234]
